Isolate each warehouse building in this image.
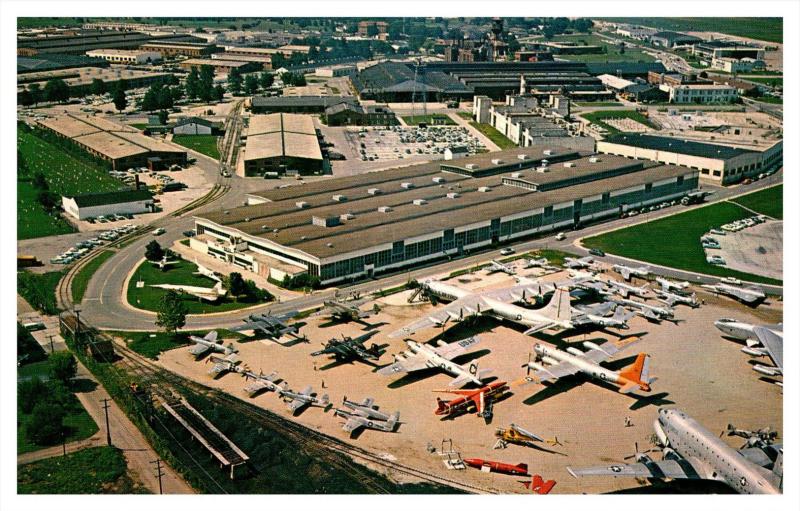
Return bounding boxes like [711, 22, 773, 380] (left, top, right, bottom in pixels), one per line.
[139, 42, 220, 58]
[692, 40, 765, 61]
[650, 31, 703, 48]
[323, 103, 397, 126]
[192, 147, 699, 284]
[85, 49, 162, 64]
[597, 133, 783, 185]
[179, 58, 261, 75]
[173, 117, 223, 135]
[17, 30, 204, 55]
[240, 113, 323, 177]
[62, 189, 154, 220]
[37, 114, 187, 171]
[250, 95, 357, 114]
[18, 66, 173, 101]
[211, 52, 273, 70]
[659, 83, 738, 104]
[17, 53, 109, 74]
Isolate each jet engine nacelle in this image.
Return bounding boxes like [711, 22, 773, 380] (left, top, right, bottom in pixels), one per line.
[741, 346, 767, 357]
[582, 341, 602, 351]
[541, 356, 560, 366]
[752, 365, 781, 377]
[566, 347, 584, 357]
[654, 418, 669, 447]
[528, 361, 548, 372]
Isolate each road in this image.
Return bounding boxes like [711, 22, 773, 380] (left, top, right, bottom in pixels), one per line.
[78, 162, 781, 332]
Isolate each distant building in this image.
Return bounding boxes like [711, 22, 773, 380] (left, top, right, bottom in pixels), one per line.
[240, 113, 323, 177]
[357, 21, 389, 38]
[650, 31, 703, 48]
[324, 103, 397, 127]
[597, 133, 782, 184]
[62, 189, 154, 220]
[315, 65, 356, 77]
[85, 48, 162, 64]
[173, 117, 223, 136]
[692, 40, 765, 61]
[178, 58, 261, 75]
[444, 145, 469, 160]
[711, 57, 765, 74]
[514, 50, 554, 62]
[659, 83, 738, 104]
[250, 95, 357, 114]
[211, 52, 272, 70]
[139, 42, 219, 58]
[17, 30, 203, 56]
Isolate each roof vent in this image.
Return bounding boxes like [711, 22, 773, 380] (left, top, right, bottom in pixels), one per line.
[447, 192, 460, 199]
[378, 206, 393, 213]
[332, 194, 346, 201]
[511, 172, 521, 178]
[400, 182, 414, 189]
[563, 162, 576, 168]
[465, 163, 478, 170]
[312, 215, 340, 227]
[367, 188, 382, 195]
[300, 236, 307, 240]
[413, 199, 428, 205]
[536, 166, 549, 173]
[432, 176, 445, 184]
[326, 243, 333, 248]
[543, 149, 553, 156]
[244, 217, 251, 222]
[340, 213, 355, 221]
[295, 201, 309, 208]
[589, 157, 600, 163]
[223, 210, 230, 215]
[517, 154, 528, 160]
[272, 228, 279, 233]
[478, 186, 491, 192]
[491, 158, 504, 165]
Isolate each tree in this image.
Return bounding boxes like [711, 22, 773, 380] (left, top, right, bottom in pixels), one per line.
[259, 72, 274, 90]
[158, 109, 169, 125]
[28, 83, 42, 105]
[227, 67, 243, 96]
[27, 401, 66, 445]
[32, 171, 49, 190]
[212, 84, 225, 102]
[90, 78, 106, 96]
[18, 377, 49, 414]
[185, 66, 200, 99]
[19, 89, 34, 107]
[198, 65, 215, 102]
[49, 351, 77, 386]
[244, 74, 259, 95]
[226, 272, 247, 301]
[112, 86, 127, 112]
[144, 240, 165, 261]
[140, 87, 159, 112]
[44, 78, 70, 103]
[156, 290, 188, 334]
[36, 190, 59, 213]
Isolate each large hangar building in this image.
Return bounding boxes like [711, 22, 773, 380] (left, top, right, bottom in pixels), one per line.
[193, 147, 699, 285]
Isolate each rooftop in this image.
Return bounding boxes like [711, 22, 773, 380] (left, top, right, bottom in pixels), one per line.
[67, 189, 153, 208]
[243, 113, 322, 162]
[181, 58, 252, 68]
[602, 133, 759, 160]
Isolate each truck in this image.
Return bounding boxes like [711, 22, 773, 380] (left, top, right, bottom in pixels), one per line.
[681, 190, 713, 206]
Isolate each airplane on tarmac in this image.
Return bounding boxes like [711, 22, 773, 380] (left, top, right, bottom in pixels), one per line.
[242, 370, 283, 397]
[193, 259, 222, 282]
[315, 297, 374, 323]
[278, 385, 329, 414]
[655, 277, 690, 293]
[334, 396, 400, 434]
[434, 380, 509, 420]
[606, 279, 650, 299]
[571, 302, 634, 330]
[187, 331, 238, 359]
[563, 256, 596, 270]
[487, 260, 516, 275]
[150, 281, 227, 302]
[567, 408, 782, 494]
[231, 310, 301, 340]
[656, 290, 699, 308]
[311, 331, 382, 362]
[206, 354, 244, 378]
[389, 280, 573, 338]
[523, 339, 655, 395]
[612, 264, 650, 281]
[701, 282, 766, 305]
[610, 297, 674, 322]
[377, 336, 491, 387]
[524, 258, 559, 271]
[149, 254, 180, 271]
[714, 319, 783, 380]
[494, 423, 545, 449]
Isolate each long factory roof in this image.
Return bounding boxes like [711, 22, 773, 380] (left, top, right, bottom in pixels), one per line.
[242, 113, 322, 162]
[198, 148, 696, 260]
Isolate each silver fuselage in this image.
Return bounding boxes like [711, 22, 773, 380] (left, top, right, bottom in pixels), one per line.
[405, 340, 480, 385]
[531, 343, 624, 386]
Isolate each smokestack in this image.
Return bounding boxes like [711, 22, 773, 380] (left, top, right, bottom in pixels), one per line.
[134, 174, 140, 190]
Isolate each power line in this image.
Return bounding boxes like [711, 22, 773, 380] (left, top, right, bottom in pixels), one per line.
[100, 398, 112, 446]
[150, 459, 165, 494]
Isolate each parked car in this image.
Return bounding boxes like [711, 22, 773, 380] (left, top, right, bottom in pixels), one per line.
[589, 248, 605, 257]
[152, 228, 165, 236]
[499, 247, 515, 256]
[555, 232, 566, 241]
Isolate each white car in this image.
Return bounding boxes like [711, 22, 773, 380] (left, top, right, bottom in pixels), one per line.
[152, 228, 165, 236]
[499, 248, 515, 256]
[555, 232, 566, 241]
[706, 255, 726, 265]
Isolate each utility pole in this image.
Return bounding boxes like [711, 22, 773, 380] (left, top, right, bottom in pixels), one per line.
[46, 334, 55, 354]
[100, 398, 112, 446]
[150, 459, 164, 494]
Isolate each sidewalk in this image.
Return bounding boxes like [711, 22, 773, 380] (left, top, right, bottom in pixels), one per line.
[447, 112, 502, 151]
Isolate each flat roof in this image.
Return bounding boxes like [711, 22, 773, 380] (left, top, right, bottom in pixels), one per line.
[602, 133, 759, 160]
[181, 58, 251, 67]
[199, 148, 696, 259]
[18, 66, 169, 90]
[243, 113, 322, 163]
[86, 49, 160, 56]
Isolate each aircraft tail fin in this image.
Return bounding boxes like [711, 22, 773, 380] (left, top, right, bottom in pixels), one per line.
[540, 287, 571, 322]
[205, 330, 219, 343]
[619, 353, 652, 391]
[435, 397, 448, 414]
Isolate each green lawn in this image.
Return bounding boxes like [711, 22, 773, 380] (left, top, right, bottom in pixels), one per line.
[172, 134, 221, 160]
[402, 114, 455, 126]
[598, 17, 782, 43]
[18, 446, 147, 494]
[550, 33, 655, 63]
[580, 110, 658, 134]
[746, 77, 782, 87]
[71, 250, 115, 303]
[456, 111, 474, 120]
[582, 200, 781, 285]
[127, 122, 149, 130]
[730, 185, 782, 219]
[127, 258, 269, 314]
[17, 270, 64, 315]
[468, 121, 517, 150]
[752, 96, 783, 104]
[18, 128, 123, 239]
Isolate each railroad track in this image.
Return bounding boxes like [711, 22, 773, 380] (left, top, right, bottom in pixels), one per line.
[111, 341, 495, 495]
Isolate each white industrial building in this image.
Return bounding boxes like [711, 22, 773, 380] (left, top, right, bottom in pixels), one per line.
[62, 189, 154, 220]
[85, 49, 162, 64]
[172, 117, 222, 135]
[659, 83, 738, 104]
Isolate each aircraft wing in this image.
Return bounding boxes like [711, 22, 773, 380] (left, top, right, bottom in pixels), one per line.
[388, 296, 491, 338]
[753, 326, 783, 370]
[531, 361, 581, 384]
[231, 320, 276, 337]
[287, 397, 307, 412]
[568, 456, 714, 481]
[729, 287, 762, 303]
[617, 268, 632, 280]
[433, 336, 481, 359]
[482, 282, 552, 303]
[377, 353, 430, 375]
[244, 380, 270, 395]
[208, 362, 228, 376]
[342, 415, 366, 433]
[188, 342, 211, 357]
[738, 444, 782, 469]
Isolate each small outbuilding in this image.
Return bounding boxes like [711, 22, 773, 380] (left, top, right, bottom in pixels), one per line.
[62, 189, 154, 220]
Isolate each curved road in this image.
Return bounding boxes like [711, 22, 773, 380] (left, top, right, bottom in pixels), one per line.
[80, 161, 782, 331]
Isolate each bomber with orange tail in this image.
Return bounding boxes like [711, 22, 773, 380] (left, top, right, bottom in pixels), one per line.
[523, 338, 656, 396]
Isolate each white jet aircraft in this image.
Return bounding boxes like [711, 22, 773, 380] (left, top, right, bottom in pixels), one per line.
[187, 331, 238, 359]
[378, 336, 491, 387]
[701, 282, 766, 304]
[612, 264, 650, 281]
[150, 281, 227, 302]
[715, 319, 783, 380]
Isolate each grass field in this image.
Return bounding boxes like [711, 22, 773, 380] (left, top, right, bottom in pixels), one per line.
[401, 114, 456, 126]
[18, 446, 147, 494]
[599, 17, 782, 43]
[580, 110, 658, 134]
[730, 185, 782, 219]
[71, 250, 115, 303]
[551, 33, 655, 63]
[18, 129, 123, 239]
[752, 96, 783, 104]
[746, 77, 782, 87]
[456, 111, 474, 120]
[127, 258, 269, 314]
[468, 121, 517, 150]
[582, 198, 781, 285]
[17, 270, 64, 315]
[172, 134, 221, 160]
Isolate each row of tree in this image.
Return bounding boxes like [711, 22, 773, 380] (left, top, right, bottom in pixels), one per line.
[18, 351, 79, 446]
[227, 69, 274, 96]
